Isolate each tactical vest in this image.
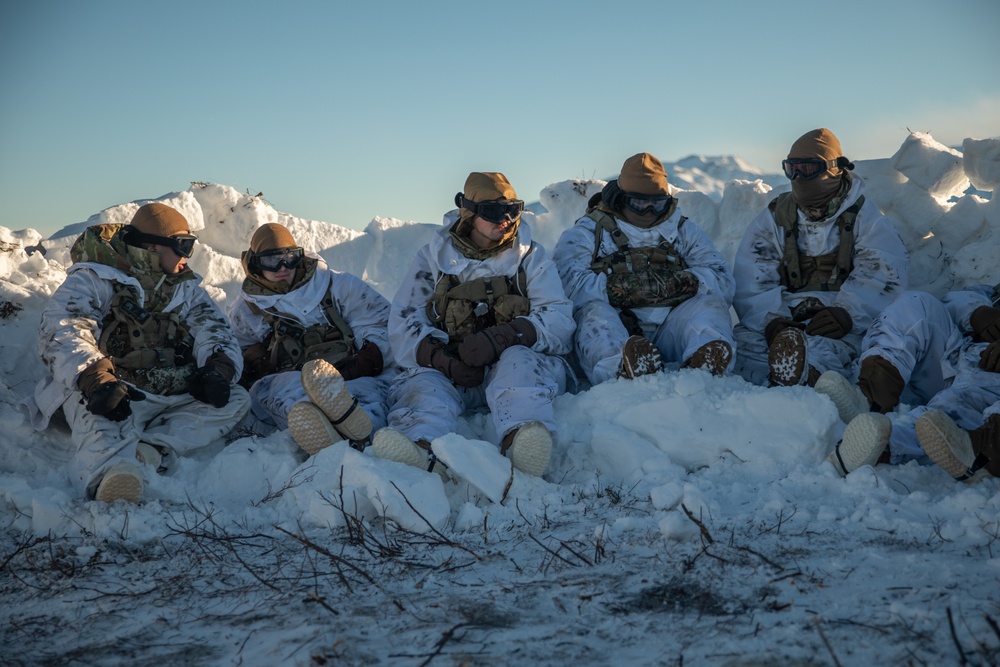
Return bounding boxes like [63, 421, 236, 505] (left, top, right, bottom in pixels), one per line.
[770, 193, 864, 293]
[426, 255, 532, 343]
[99, 284, 197, 395]
[586, 206, 691, 309]
[248, 293, 357, 373]
[70, 222, 198, 395]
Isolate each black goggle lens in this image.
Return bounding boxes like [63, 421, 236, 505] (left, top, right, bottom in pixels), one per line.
[169, 235, 197, 258]
[782, 158, 837, 181]
[624, 195, 671, 216]
[255, 248, 304, 271]
[475, 200, 524, 224]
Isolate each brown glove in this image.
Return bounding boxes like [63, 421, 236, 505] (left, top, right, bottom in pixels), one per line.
[805, 306, 853, 339]
[764, 318, 805, 347]
[334, 340, 384, 381]
[77, 357, 143, 421]
[416, 336, 484, 388]
[979, 340, 1000, 373]
[858, 355, 904, 413]
[239, 342, 270, 388]
[970, 306, 1000, 343]
[457, 318, 538, 367]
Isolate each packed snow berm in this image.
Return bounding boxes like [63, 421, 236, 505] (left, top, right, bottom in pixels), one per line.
[1, 131, 998, 665]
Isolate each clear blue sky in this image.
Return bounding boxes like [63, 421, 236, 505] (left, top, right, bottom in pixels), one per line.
[2, 0, 998, 237]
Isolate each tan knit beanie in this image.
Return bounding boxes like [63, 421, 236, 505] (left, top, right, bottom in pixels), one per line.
[788, 128, 843, 163]
[462, 172, 518, 203]
[130, 203, 189, 237]
[250, 223, 298, 253]
[618, 153, 669, 195]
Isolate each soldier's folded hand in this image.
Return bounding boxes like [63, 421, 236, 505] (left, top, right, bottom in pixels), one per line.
[971, 306, 1000, 343]
[334, 340, 384, 380]
[417, 336, 484, 388]
[980, 340, 1000, 373]
[190, 352, 237, 408]
[805, 306, 853, 339]
[457, 318, 537, 367]
[78, 357, 143, 421]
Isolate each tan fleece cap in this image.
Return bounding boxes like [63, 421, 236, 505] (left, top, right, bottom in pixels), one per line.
[788, 128, 843, 161]
[250, 223, 298, 253]
[618, 153, 670, 195]
[130, 203, 189, 237]
[463, 172, 518, 203]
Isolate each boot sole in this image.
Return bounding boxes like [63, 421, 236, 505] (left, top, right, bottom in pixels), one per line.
[828, 413, 890, 476]
[915, 410, 975, 480]
[619, 336, 664, 379]
[508, 421, 552, 477]
[814, 371, 869, 424]
[288, 402, 342, 456]
[301, 359, 372, 441]
[95, 462, 143, 504]
[769, 328, 807, 386]
[372, 428, 430, 470]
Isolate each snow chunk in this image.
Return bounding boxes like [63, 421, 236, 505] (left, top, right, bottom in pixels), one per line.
[891, 131, 969, 197]
[962, 136, 1000, 190]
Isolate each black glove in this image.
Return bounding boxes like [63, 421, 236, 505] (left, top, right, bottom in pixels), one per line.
[334, 340, 384, 381]
[805, 306, 853, 339]
[980, 340, 1000, 373]
[416, 336, 484, 388]
[970, 306, 1000, 343]
[190, 352, 236, 408]
[78, 357, 144, 421]
[457, 318, 538, 368]
[86, 381, 145, 421]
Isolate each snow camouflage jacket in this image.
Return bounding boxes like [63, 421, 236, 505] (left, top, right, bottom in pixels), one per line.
[228, 254, 393, 370]
[943, 284, 1000, 377]
[733, 177, 909, 334]
[27, 233, 243, 430]
[553, 206, 735, 329]
[390, 217, 574, 369]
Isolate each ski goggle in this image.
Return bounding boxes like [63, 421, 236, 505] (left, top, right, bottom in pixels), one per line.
[254, 247, 304, 271]
[782, 157, 853, 180]
[122, 227, 198, 258]
[455, 193, 524, 224]
[624, 194, 672, 216]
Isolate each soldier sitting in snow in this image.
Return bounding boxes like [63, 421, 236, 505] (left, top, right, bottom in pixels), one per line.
[553, 152, 736, 383]
[814, 285, 1000, 481]
[370, 172, 575, 477]
[28, 203, 250, 503]
[732, 128, 909, 387]
[228, 223, 393, 455]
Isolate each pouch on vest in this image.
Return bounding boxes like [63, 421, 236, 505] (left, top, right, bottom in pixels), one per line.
[427, 256, 532, 343]
[252, 295, 357, 375]
[770, 193, 861, 293]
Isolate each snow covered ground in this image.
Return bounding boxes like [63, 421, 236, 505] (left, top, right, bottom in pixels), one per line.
[1, 131, 998, 666]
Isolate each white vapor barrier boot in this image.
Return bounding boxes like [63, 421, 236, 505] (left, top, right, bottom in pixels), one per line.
[504, 421, 553, 477]
[135, 442, 163, 470]
[95, 462, 144, 504]
[827, 412, 891, 476]
[288, 401, 342, 456]
[814, 371, 870, 424]
[371, 428, 450, 480]
[300, 359, 372, 441]
[915, 409, 981, 481]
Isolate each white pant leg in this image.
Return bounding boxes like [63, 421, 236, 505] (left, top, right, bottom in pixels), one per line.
[386, 367, 466, 443]
[62, 391, 145, 498]
[250, 370, 389, 432]
[862, 291, 963, 405]
[574, 300, 630, 385]
[733, 323, 769, 385]
[889, 367, 1000, 463]
[62, 386, 249, 497]
[649, 294, 735, 370]
[733, 322, 857, 385]
[135, 387, 250, 455]
[484, 346, 566, 439]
